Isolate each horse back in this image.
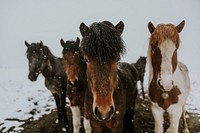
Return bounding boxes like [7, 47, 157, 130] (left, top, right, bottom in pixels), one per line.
[118, 62, 138, 108]
[175, 62, 191, 95]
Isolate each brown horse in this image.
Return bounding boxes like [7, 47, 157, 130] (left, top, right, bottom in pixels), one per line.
[79, 21, 138, 133]
[25, 41, 69, 131]
[147, 20, 190, 133]
[60, 38, 91, 133]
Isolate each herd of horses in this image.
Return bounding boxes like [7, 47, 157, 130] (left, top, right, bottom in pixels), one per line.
[25, 20, 191, 133]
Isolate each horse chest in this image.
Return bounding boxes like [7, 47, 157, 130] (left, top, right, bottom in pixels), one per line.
[67, 86, 85, 106]
[149, 81, 181, 110]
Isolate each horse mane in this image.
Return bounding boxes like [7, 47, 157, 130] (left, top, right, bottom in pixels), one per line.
[81, 21, 125, 62]
[149, 24, 180, 49]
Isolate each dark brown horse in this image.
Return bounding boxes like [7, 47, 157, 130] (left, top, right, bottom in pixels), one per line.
[132, 56, 147, 99]
[25, 41, 69, 131]
[60, 37, 91, 133]
[147, 20, 190, 133]
[79, 21, 138, 133]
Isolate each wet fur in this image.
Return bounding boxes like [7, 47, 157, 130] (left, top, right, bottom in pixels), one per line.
[147, 21, 190, 133]
[25, 41, 69, 130]
[60, 38, 90, 133]
[80, 21, 138, 133]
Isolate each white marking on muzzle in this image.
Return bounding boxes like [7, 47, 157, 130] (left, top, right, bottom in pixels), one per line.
[160, 39, 176, 91]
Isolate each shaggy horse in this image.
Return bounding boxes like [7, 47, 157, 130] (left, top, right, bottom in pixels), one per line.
[132, 56, 147, 99]
[25, 41, 69, 131]
[80, 21, 138, 133]
[60, 37, 91, 133]
[147, 20, 190, 133]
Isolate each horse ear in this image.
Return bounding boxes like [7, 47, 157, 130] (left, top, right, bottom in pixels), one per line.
[40, 41, 43, 45]
[60, 38, 65, 47]
[148, 21, 155, 34]
[75, 37, 80, 45]
[115, 21, 124, 35]
[176, 20, 185, 33]
[25, 41, 30, 47]
[80, 23, 89, 37]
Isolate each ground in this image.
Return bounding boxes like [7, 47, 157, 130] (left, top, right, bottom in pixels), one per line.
[5, 92, 200, 133]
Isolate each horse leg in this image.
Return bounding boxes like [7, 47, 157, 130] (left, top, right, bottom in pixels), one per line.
[60, 89, 69, 131]
[70, 106, 81, 133]
[83, 117, 92, 133]
[140, 79, 145, 99]
[181, 105, 190, 133]
[123, 101, 136, 132]
[52, 93, 61, 123]
[151, 105, 164, 133]
[167, 106, 182, 133]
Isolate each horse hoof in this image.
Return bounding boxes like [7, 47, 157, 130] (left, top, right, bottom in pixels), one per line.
[62, 125, 70, 132]
[165, 128, 169, 133]
[183, 128, 190, 133]
[62, 128, 67, 132]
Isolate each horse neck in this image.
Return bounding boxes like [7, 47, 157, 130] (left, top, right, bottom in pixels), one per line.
[78, 56, 87, 85]
[41, 52, 61, 78]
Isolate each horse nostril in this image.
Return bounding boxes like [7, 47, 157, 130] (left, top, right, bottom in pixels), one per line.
[74, 79, 78, 86]
[110, 106, 114, 114]
[157, 79, 161, 87]
[94, 107, 100, 117]
[157, 79, 164, 89]
[172, 80, 174, 86]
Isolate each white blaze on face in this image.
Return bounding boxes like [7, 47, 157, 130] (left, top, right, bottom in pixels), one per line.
[159, 39, 176, 91]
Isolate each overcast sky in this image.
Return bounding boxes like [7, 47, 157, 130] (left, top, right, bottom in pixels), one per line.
[0, 0, 200, 75]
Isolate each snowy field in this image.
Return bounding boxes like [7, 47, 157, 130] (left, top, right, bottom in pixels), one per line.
[0, 0, 200, 132]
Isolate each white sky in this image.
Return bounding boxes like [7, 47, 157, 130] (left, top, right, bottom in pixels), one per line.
[0, 0, 200, 73]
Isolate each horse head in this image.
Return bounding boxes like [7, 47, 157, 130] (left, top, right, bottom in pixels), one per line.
[25, 41, 49, 81]
[147, 20, 185, 92]
[80, 21, 125, 121]
[60, 37, 81, 87]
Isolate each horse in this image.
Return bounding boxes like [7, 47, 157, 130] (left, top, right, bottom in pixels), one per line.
[25, 41, 69, 131]
[60, 37, 91, 133]
[79, 20, 138, 133]
[132, 56, 147, 99]
[147, 20, 190, 133]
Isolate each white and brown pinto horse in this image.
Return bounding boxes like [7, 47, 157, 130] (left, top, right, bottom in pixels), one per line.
[147, 20, 190, 133]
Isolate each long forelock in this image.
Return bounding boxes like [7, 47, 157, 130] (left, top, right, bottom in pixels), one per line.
[81, 22, 125, 62]
[149, 24, 180, 49]
[63, 41, 79, 53]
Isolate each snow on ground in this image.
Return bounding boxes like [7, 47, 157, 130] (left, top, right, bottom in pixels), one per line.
[0, 0, 200, 132]
[0, 67, 56, 132]
[0, 66, 200, 132]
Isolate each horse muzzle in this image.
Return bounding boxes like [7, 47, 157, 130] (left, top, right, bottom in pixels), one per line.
[157, 79, 174, 91]
[94, 106, 115, 121]
[28, 73, 38, 81]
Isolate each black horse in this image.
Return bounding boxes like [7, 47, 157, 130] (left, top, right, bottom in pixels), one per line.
[25, 41, 69, 131]
[132, 56, 147, 99]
